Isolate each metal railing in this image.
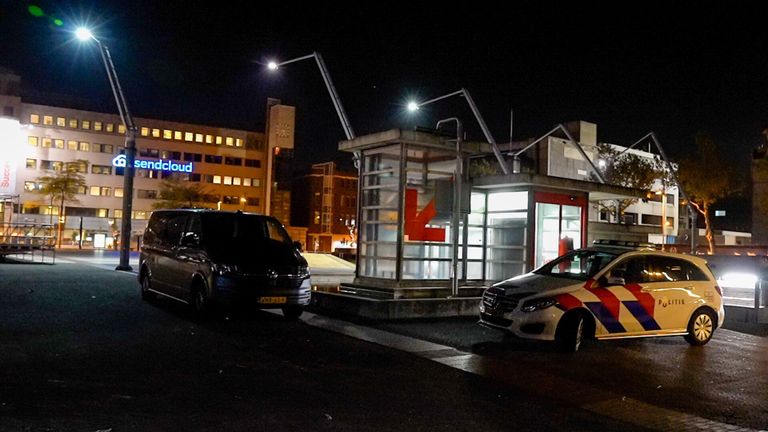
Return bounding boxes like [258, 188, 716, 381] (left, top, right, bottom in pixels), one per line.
[0, 222, 57, 254]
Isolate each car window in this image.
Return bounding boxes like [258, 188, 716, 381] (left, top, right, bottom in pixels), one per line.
[164, 214, 188, 246]
[266, 219, 292, 245]
[610, 256, 649, 284]
[533, 249, 618, 281]
[144, 213, 167, 245]
[182, 214, 202, 245]
[648, 256, 710, 282]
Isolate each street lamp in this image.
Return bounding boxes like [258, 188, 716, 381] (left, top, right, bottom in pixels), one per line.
[76, 27, 138, 271]
[406, 88, 510, 175]
[265, 51, 356, 218]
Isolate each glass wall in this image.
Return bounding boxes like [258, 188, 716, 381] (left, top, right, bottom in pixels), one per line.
[359, 145, 401, 278]
[401, 144, 457, 280]
[535, 202, 582, 268]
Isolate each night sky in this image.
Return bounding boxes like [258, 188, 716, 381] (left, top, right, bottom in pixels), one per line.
[1, 2, 767, 228]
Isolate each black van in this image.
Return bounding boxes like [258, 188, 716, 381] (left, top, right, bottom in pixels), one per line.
[138, 209, 311, 319]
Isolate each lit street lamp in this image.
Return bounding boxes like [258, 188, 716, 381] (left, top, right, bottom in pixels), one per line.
[76, 27, 137, 271]
[407, 88, 510, 174]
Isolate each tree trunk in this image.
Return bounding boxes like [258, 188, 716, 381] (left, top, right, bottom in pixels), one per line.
[703, 202, 714, 254]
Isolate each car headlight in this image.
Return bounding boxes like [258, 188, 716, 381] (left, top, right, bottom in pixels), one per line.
[213, 263, 239, 275]
[297, 265, 310, 278]
[520, 297, 557, 312]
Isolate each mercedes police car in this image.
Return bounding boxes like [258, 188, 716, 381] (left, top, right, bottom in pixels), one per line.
[479, 240, 724, 352]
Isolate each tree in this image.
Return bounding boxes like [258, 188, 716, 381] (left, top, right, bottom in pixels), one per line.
[152, 177, 210, 209]
[677, 134, 739, 254]
[591, 143, 661, 222]
[34, 160, 88, 247]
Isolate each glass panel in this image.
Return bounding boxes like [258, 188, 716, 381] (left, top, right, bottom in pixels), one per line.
[488, 191, 527, 212]
[535, 203, 561, 267]
[561, 204, 582, 250]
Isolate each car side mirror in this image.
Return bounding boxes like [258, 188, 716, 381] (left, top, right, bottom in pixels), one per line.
[293, 241, 303, 252]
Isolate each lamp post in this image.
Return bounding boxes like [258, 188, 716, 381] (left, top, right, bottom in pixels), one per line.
[435, 117, 463, 297]
[407, 88, 510, 175]
[76, 27, 137, 271]
[266, 52, 355, 217]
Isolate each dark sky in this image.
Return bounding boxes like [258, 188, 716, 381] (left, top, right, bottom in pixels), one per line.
[2, 2, 767, 212]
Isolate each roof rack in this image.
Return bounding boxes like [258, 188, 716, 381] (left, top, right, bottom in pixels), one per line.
[592, 239, 658, 250]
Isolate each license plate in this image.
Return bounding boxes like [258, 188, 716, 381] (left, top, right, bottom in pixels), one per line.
[259, 296, 287, 304]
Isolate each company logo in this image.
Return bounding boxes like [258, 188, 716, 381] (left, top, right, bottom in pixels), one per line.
[111, 154, 193, 173]
[0, 162, 10, 188]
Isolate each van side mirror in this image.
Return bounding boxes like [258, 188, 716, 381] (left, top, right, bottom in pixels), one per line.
[293, 241, 303, 252]
[180, 232, 199, 247]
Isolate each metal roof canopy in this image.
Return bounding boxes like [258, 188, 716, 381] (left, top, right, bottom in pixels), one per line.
[472, 172, 647, 201]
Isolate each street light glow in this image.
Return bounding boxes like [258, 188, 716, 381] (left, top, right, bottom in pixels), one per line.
[75, 27, 93, 42]
[267, 61, 279, 71]
[407, 101, 420, 112]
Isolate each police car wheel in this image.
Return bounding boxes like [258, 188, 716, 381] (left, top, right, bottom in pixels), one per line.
[556, 312, 585, 353]
[684, 309, 715, 346]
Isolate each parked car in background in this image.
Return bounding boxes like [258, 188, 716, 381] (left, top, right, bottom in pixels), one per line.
[138, 209, 311, 319]
[479, 240, 724, 352]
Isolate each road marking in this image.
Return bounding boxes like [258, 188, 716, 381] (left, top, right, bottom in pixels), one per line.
[292, 311, 764, 432]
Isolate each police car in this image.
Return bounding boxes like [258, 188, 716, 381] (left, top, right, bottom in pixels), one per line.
[479, 240, 724, 352]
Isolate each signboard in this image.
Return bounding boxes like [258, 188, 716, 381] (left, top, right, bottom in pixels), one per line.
[0, 159, 15, 194]
[112, 154, 193, 173]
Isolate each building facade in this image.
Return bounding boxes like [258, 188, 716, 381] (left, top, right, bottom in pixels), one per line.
[0, 69, 295, 248]
[291, 162, 357, 252]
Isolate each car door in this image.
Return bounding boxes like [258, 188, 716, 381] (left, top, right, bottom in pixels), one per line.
[642, 256, 700, 331]
[595, 255, 659, 337]
[146, 212, 174, 294]
[161, 213, 190, 300]
[175, 214, 205, 296]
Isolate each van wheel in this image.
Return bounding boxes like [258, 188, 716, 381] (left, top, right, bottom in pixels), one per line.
[282, 306, 303, 321]
[684, 309, 715, 346]
[556, 312, 585, 353]
[190, 283, 210, 320]
[140, 273, 156, 301]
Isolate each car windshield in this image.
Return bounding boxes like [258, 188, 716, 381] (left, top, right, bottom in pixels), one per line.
[533, 249, 619, 281]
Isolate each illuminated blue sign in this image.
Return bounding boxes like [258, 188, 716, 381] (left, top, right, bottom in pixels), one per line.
[112, 154, 193, 173]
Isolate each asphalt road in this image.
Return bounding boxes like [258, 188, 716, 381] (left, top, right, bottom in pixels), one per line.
[1, 258, 767, 431]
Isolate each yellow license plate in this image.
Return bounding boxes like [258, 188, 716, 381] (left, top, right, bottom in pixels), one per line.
[259, 296, 287, 304]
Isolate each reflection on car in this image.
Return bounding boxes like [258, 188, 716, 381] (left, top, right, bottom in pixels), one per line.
[138, 209, 311, 320]
[479, 240, 724, 352]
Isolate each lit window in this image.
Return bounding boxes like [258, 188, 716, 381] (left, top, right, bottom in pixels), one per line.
[115, 188, 123, 198]
[25, 159, 36, 169]
[225, 136, 234, 146]
[97, 209, 109, 218]
[152, 128, 160, 138]
[30, 114, 40, 124]
[205, 134, 213, 144]
[68, 118, 78, 128]
[43, 116, 53, 125]
[28, 136, 38, 146]
[235, 138, 243, 147]
[94, 121, 103, 131]
[252, 179, 261, 187]
[82, 120, 91, 130]
[243, 178, 251, 187]
[215, 136, 223, 145]
[224, 176, 232, 185]
[174, 131, 182, 140]
[54, 139, 64, 149]
[163, 129, 172, 139]
[79, 142, 90, 152]
[90, 186, 102, 196]
[24, 181, 37, 191]
[67, 140, 78, 150]
[213, 175, 222, 184]
[56, 117, 66, 127]
[41, 138, 52, 148]
[118, 124, 126, 134]
[184, 132, 193, 142]
[106, 123, 114, 133]
[141, 127, 149, 136]
[233, 177, 241, 186]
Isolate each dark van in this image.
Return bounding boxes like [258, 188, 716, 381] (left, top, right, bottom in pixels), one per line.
[138, 209, 311, 319]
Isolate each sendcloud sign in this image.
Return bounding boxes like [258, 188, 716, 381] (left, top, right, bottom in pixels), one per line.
[112, 154, 193, 173]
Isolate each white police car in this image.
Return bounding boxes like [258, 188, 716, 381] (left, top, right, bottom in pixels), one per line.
[479, 241, 724, 352]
